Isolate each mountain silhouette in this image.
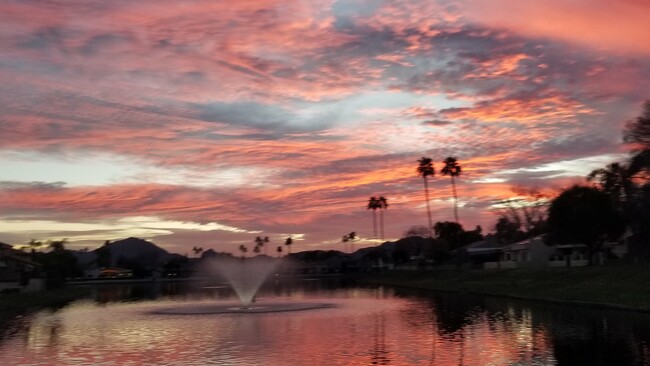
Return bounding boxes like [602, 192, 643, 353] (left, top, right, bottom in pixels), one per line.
[102, 237, 169, 262]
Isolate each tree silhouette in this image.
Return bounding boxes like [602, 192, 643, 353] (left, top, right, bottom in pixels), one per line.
[28, 239, 43, 253]
[403, 225, 430, 237]
[192, 246, 204, 258]
[416, 157, 435, 237]
[494, 215, 524, 244]
[378, 196, 388, 240]
[238, 244, 248, 258]
[625, 100, 650, 149]
[629, 150, 650, 180]
[32, 239, 80, 288]
[367, 196, 381, 239]
[276, 245, 283, 257]
[48, 239, 67, 252]
[495, 187, 549, 235]
[284, 237, 293, 254]
[588, 162, 634, 204]
[547, 185, 626, 264]
[342, 231, 357, 252]
[441, 157, 462, 223]
[433, 221, 464, 250]
[254, 236, 269, 256]
[621, 102, 650, 258]
[625, 101, 650, 181]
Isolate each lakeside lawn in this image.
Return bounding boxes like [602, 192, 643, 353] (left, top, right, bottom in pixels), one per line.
[363, 264, 650, 311]
[0, 286, 91, 312]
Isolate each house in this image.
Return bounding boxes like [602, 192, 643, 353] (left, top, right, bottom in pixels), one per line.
[0, 242, 44, 292]
[500, 236, 556, 269]
[548, 244, 589, 267]
[480, 236, 587, 269]
[464, 238, 505, 269]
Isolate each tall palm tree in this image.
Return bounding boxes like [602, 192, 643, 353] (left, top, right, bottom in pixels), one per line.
[416, 157, 435, 237]
[441, 156, 462, 223]
[192, 246, 203, 257]
[238, 244, 248, 258]
[284, 237, 293, 254]
[342, 234, 350, 253]
[254, 236, 270, 256]
[367, 196, 381, 239]
[378, 196, 388, 240]
[343, 232, 357, 253]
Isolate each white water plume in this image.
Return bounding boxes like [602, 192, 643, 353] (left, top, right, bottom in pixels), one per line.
[208, 256, 279, 307]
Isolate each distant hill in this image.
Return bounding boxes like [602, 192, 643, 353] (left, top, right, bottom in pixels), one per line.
[100, 237, 170, 266]
[72, 237, 172, 268]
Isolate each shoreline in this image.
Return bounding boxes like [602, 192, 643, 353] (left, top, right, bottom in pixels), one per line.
[0, 287, 92, 312]
[360, 265, 650, 313]
[4, 267, 650, 314]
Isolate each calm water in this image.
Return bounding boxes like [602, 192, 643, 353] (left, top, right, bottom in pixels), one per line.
[1, 278, 650, 365]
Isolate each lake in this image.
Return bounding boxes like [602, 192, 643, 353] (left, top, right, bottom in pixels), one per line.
[1, 278, 650, 365]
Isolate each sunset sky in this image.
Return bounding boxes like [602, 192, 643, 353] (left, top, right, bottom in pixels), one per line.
[1, 0, 649, 254]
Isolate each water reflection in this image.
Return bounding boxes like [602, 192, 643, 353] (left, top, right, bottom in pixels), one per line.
[1, 280, 650, 365]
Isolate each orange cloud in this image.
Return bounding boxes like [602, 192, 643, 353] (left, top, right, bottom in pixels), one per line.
[440, 92, 596, 123]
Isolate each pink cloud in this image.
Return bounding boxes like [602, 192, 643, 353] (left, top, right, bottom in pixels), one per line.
[462, 0, 650, 55]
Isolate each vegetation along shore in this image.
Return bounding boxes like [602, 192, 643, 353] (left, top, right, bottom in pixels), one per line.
[362, 265, 650, 312]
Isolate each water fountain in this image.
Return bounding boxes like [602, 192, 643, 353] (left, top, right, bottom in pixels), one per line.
[153, 256, 333, 314]
[215, 256, 278, 308]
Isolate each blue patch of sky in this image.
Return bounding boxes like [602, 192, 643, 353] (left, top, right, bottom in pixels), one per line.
[0, 151, 140, 187]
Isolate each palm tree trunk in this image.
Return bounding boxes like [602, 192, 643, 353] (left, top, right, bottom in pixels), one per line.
[451, 176, 459, 223]
[380, 208, 385, 241]
[423, 177, 433, 237]
[372, 209, 378, 239]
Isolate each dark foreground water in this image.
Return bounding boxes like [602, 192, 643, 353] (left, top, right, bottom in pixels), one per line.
[1, 278, 650, 365]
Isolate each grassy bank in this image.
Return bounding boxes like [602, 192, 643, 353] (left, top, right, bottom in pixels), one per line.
[362, 264, 650, 311]
[0, 286, 91, 312]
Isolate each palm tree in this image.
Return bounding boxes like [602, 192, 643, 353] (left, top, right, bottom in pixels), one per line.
[378, 196, 388, 240]
[284, 237, 293, 254]
[441, 156, 462, 223]
[28, 239, 43, 253]
[276, 246, 283, 257]
[342, 235, 350, 253]
[192, 246, 203, 257]
[347, 232, 357, 253]
[416, 157, 435, 237]
[238, 244, 248, 258]
[367, 196, 381, 239]
[254, 236, 269, 256]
